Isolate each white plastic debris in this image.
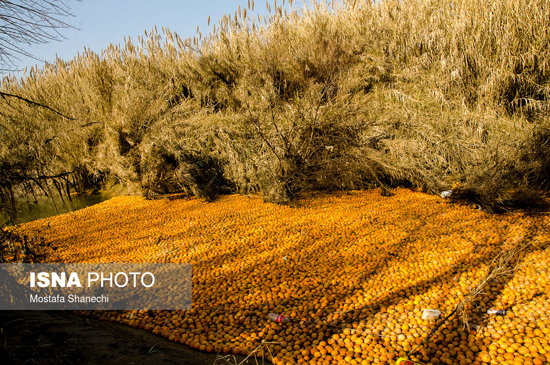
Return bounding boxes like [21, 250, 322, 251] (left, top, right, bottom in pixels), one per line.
[422, 309, 441, 320]
[441, 190, 453, 199]
[487, 309, 506, 315]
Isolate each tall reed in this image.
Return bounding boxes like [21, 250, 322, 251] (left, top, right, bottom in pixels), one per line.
[1, 0, 549, 215]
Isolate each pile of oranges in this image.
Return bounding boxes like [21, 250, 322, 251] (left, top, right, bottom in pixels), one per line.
[13, 189, 550, 365]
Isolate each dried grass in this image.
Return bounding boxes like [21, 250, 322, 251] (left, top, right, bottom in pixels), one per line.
[1, 0, 549, 213]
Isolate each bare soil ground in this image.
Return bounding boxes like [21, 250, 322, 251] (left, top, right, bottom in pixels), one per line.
[0, 310, 248, 365]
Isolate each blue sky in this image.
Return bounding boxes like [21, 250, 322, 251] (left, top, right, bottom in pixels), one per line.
[9, 0, 303, 77]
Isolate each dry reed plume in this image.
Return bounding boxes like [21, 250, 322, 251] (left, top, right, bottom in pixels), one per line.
[0, 0, 549, 217]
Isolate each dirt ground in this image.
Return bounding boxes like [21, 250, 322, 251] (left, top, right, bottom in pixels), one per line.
[0, 310, 250, 365]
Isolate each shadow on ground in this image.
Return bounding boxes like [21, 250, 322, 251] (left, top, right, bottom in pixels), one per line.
[0, 310, 249, 365]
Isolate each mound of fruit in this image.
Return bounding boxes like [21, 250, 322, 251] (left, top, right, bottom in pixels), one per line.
[14, 189, 550, 365]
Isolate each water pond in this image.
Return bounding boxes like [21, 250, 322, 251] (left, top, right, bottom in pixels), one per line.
[1, 184, 130, 226]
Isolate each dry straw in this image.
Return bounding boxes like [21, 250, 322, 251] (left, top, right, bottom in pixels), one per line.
[1, 0, 549, 216]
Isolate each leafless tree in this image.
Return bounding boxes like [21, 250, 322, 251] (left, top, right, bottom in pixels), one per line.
[0, 0, 80, 117]
[0, 1, 80, 227]
[0, 0, 80, 72]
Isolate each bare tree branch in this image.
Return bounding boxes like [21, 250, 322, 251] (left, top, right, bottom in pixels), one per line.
[0, 90, 75, 119]
[0, 0, 81, 71]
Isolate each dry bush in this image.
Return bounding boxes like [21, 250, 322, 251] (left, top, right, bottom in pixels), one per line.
[1, 0, 549, 211]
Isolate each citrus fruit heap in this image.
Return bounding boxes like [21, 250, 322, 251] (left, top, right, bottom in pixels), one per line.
[13, 189, 550, 365]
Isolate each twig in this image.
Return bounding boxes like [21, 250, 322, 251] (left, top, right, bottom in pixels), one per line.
[407, 241, 531, 358]
[0, 91, 76, 120]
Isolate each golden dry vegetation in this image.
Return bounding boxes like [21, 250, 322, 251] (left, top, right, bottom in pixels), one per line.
[10, 189, 550, 365]
[2, 0, 550, 221]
